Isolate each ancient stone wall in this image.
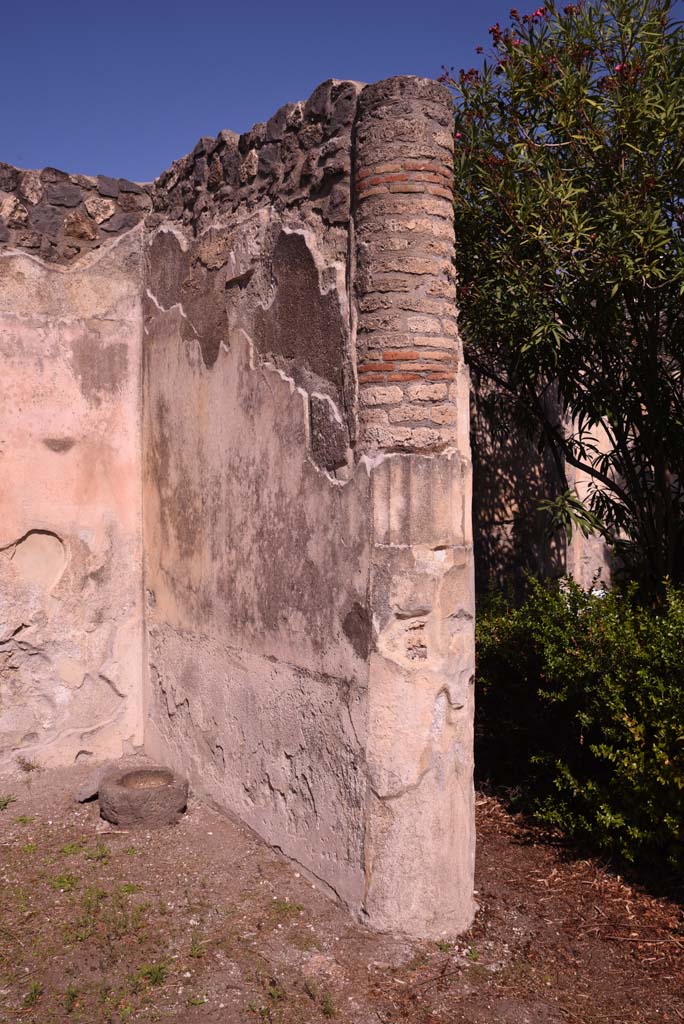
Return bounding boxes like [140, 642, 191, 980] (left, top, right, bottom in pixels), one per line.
[0, 163, 151, 263]
[0, 76, 476, 939]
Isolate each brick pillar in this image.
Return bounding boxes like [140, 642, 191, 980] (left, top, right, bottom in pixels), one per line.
[353, 76, 463, 454]
[352, 78, 476, 938]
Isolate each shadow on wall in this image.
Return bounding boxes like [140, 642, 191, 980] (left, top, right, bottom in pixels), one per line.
[471, 372, 566, 600]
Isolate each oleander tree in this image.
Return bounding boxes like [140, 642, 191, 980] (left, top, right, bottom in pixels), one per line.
[444, 0, 684, 590]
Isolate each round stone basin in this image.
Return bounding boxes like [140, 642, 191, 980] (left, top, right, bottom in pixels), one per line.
[98, 764, 188, 828]
[120, 768, 174, 790]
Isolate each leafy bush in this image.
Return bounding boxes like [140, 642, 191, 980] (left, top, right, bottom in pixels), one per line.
[447, 0, 684, 590]
[476, 578, 684, 874]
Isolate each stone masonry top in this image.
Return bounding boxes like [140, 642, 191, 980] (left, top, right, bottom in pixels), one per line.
[0, 77, 449, 265]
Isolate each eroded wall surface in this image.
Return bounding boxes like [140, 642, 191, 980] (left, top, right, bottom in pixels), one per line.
[141, 81, 373, 908]
[140, 77, 476, 936]
[0, 232, 144, 766]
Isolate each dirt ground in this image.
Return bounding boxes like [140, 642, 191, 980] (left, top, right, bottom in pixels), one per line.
[0, 761, 682, 1024]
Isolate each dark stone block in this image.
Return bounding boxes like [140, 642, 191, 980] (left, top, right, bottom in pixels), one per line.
[118, 190, 152, 212]
[238, 122, 266, 155]
[97, 176, 120, 198]
[0, 163, 19, 192]
[29, 203, 63, 235]
[193, 156, 208, 185]
[321, 181, 351, 224]
[220, 147, 240, 187]
[265, 103, 295, 143]
[192, 136, 214, 158]
[45, 180, 82, 207]
[304, 80, 333, 122]
[99, 211, 141, 233]
[118, 178, 144, 194]
[330, 82, 359, 131]
[40, 166, 69, 183]
[207, 156, 223, 191]
[0, 217, 9, 243]
[258, 143, 281, 178]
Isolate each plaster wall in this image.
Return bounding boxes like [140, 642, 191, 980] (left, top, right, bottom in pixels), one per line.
[0, 231, 144, 766]
[141, 81, 372, 907]
[143, 318, 371, 906]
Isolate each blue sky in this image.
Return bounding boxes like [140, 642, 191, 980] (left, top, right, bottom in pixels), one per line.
[2, 0, 515, 181]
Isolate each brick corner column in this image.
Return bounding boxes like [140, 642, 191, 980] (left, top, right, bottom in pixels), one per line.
[353, 75, 466, 456]
[352, 77, 476, 939]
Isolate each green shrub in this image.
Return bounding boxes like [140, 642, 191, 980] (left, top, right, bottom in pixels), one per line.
[476, 578, 684, 875]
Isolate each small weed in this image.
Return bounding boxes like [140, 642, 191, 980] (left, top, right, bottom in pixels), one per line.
[120, 1006, 134, 1021]
[131, 900, 150, 932]
[14, 814, 34, 824]
[0, 794, 17, 811]
[119, 882, 141, 895]
[98, 982, 112, 1007]
[266, 979, 284, 1003]
[270, 898, 303, 920]
[137, 961, 168, 986]
[321, 992, 336, 1018]
[64, 985, 80, 1013]
[85, 840, 111, 864]
[124, 846, 138, 856]
[50, 872, 78, 892]
[84, 885, 108, 906]
[68, 885, 108, 939]
[13, 886, 30, 913]
[189, 931, 206, 958]
[23, 981, 43, 1007]
[16, 755, 42, 773]
[188, 995, 207, 1006]
[436, 939, 454, 952]
[291, 931, 318, 952]
[466, 945, 479, 962]
[21, 842, 37, 854]
[61, 840, 85, 856]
